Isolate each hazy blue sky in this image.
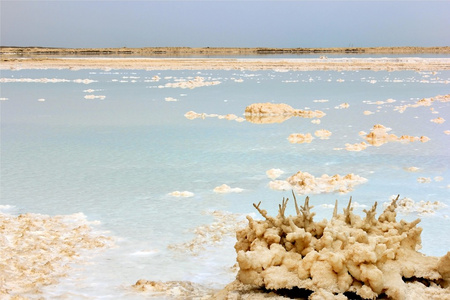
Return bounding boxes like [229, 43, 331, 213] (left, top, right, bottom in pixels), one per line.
[1, 1, 449, 48]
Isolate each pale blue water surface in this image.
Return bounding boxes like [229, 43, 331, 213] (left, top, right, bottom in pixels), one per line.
[1, 65, 449, 298]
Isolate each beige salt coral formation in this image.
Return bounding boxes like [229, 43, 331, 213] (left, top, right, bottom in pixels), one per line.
[345, 142, 370, 152]
[0, 211, 113, 298]
[225, 194, 450, 299]
[270, 171, 367, 194]
[244, 103, 325, 124]
[169, 191, 194, 197]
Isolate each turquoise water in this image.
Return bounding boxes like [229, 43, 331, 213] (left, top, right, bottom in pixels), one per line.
[1, 67, 449, 298]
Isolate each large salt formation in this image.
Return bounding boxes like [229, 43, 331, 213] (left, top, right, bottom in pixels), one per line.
[233, 194, 450, 299]
[244, 103, 326, 124]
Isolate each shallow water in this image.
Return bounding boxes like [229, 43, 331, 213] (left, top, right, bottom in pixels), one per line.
[1, 66, 449, 298]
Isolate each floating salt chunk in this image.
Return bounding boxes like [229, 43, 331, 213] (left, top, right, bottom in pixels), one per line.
[313, 99, 329, 103]
[335, 103, 349, 109]
[345, 142, 369, 151]
[385, 195, 447, 216]
[417, 177, 432, 183]
[168, 191, 194, 197]
[288, 133, 314, 144]
[444, 130, 450, 135]
[406, 166, 420, 172]
[266, 168, 284, 180]
[37, 98, 45, 102]
[314, 129, 332, 139]
[431, 117, 445, 124]
[213, 184, 244, 194]
[164, 97, 178, 102]
[84, 95, 106, 100]
[83, 89, 95, 93]
[0, 97, 8, 101]
[363, 110, 374, 115]
[270, 171, 367, 194]
[311, 119, 321, 124]
[434, 176, 444, 182]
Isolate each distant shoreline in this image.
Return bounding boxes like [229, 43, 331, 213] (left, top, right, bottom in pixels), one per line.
[2, 47, 450, 71]
[1, 46, 450, 57]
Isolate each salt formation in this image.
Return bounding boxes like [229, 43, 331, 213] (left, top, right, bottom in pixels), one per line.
[384, 195, 447, 216]
[314, 129, 332, 139]
[168, 210, 247, 255]
[132, 280, 214, 299]
[0, 211, 113, 297]
[345, 142, 369, 152]
[266, 168, 285, 180]
[164, 97, 178, 102]
[230, 194, 450, 299]
[335, 103, 350, 109]
[0, 78, 96, 84]
[168, 191, 194, 197]
[394, 94, 450, 113]
[364, 124, 429, 147]
[214, 184, 244, 193]
[184, 111, 245, 122]
[164, 76, 221, 89]
[431, 117, 446, 124]
[84, 94, 106, 100]
[270, 171, 367, 194]
[244, 103, 326, 124]
[288, 133, 314, 144]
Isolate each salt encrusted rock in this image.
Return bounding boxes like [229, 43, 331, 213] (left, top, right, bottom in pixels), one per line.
[244, 103, 326, 124]
[232, 194, 450, 299]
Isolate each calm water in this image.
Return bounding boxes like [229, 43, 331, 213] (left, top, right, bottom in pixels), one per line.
[1, 65, 449, 298]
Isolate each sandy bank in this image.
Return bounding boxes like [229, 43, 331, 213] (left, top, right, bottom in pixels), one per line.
[2, 57, 450, 71]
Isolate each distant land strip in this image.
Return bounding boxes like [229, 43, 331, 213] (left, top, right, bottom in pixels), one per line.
[2, 47, 450, 71]
[1, 46, 450, 57]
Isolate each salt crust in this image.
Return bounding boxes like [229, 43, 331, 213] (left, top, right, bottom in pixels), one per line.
[167, 210, 247, 255]
[0, 211, 113, 297]
[222, 194, 450, 299]
[184, 111, 246, 122]
[244, 103, 325, 124]
[0, 78, 96, 84]
[270, 171, 367, 195]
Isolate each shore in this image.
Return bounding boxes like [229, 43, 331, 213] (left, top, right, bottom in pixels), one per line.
[2, 46, 450, 56]
[1, 46, 450, 71]
[1, 57, 450, 72]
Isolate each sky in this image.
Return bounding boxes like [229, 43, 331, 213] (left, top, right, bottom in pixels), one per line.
[1, 1, 449, 48]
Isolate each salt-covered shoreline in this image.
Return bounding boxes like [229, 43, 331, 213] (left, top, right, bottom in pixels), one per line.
[2, 57, 450, 71]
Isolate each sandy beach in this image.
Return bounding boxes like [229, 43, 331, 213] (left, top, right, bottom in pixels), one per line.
[1, 47, 450, 71]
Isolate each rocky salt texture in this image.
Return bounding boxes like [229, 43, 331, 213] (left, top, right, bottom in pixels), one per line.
[270, 171, 367, 194]
[244, 103, 326, 124]
[0, 211, 113, 298]
[224, 195, 450, 299]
